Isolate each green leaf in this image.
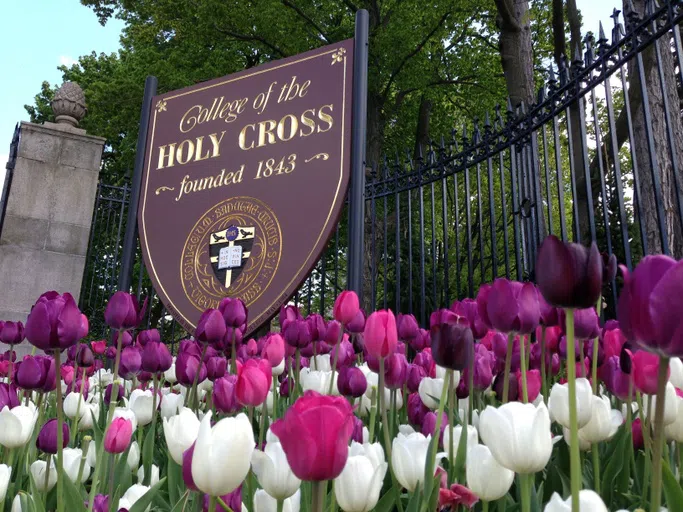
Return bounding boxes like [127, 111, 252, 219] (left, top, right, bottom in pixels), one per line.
[114, 445, 133, 491]
[421, 432, 439, 504]
[662, 461, 683, 510]
[141, 423, 156, 486]
[58, 465, 88, 512]
[374, 490, 397, 512]
[127, 477, 167, 512]
[27, 473, 47, 512]
[404, 483, 421, 512]
[167, 453, 183, 506]
[453, 425, 468, 484]
[601, 427, 627, 500]
[170, 491, 192, 512]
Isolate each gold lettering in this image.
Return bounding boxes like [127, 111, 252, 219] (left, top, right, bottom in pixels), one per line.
[176, 139, 195, 165]
[194, 136, 211, 162]
[157, 143, 176, 170]
[317, 104, 334, 133]
[180, 105, 201, 133]
[257, 120, 277, 148]
[209, 131, 226, 157]
[277, 114, 298, 142]
[239, 124, 256, 150]
[299, 109, 316, 137]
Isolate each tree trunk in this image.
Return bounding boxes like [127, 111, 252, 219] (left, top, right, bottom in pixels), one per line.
[627, 0, 683, 258]
[414, 96, 433, 159]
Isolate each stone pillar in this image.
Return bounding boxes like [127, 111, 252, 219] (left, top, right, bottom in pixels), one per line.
[0, 82, 104, 355]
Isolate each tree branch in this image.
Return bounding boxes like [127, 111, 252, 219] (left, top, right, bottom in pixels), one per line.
[341, 0, 358, 13]
[493, 0, 521, 31]
[382, 11, 451, 99]
[213, 24, 287, 57]
[282, 0, 330, 42]
[395, 77, 477, 109]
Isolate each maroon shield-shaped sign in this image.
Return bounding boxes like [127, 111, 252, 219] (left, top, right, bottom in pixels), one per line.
[138, 39, 354, 336]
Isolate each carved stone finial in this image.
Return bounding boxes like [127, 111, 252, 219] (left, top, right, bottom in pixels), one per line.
[51, 82, 87, 127]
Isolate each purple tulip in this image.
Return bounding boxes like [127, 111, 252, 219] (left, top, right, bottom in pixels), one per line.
[493, 372, 518, 402]
[136, 329, 161, 346]
[337, 366, 367, 397]
[279, 305, 301, 332]
[36, 419, 69, 453]
[39, 357, 57, 392]
[15, 356, 47, 390]
[430, 321, 473, 371]
[118, 346, 142, 379]
[110, 330, 133, 349]
[329, 338, 355, 368]
[324, 320, 342, 346]
[422, 411, 447, 445]
[179, 340, 203, 358]
[0, 382, 19, 409]
[537, 292, 560, 327]
[351, 415, 366, 443]
[346, 309, 366, 334]
[219, 297, 248, 329]
[213, 374, 239, 413]
[182, 443, 199, 491]
[75, 344, 94, 367]
[617, 255, 683, 357]
[397, 313, 420, 341]
[196, 309, 227, 345]
[141, 341, 173, 373]
[203, 486, 242, 512]
[536, 235, 603, 309]
[602, 252, 617, 283]
[283, 319, 312, 348]
[176, 351, 207, 386]
[307, 314, 326, 342]
[406, 363, 427, 393]
[279, 375, 291, 397]
[86, 495, 109, 512]
[471, 344, 494, 390]
[478, 279, 540, 334]
[206, 356, 227, 381]
[104, 383, 123, 405]
[451, 299, 489, 339]
[24, 292, 88, 352]
[384, 353, 408, 389]
[0, 321, 24, 345]
[408, 392, 429, 427]
[599, 356, 631, 401]
[410, 328, 430, 352]
[104, 291, 146, 330]
[456, 375, 470, 399]
[429, 308, 458, 328]
[414, 350, 434, 375]
[561, 307, 600, 340]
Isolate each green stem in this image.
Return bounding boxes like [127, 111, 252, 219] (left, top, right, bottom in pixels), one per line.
[565, 308, 581, 512]
[72, 372, 87, 444]
[520, 474, 531, 512]
[540, 327, 548, 401]
[448, 376, 455, 485]
[230, 330, 237, 375]
[591, 296, 602, 394]
[328, 343, 340, 395]
[378, 358, 392, 459]
[54, 349, 65, 512]
[277, 499, 284, 512]
[259, 400, 267, 447]
[678, 442, 683, 485]
[368, 387, 377, 443]
[295, 349, 302, 399]
[77, 436, 91, 485]
[482, 501, 489, 512]
[519, 335, 529, 403]
[190, 344, 208, 412]
[272, 377, 279, 420]
[468, 354, 474, 424]
[311, 480, 326, 512]
[649, 356, 670, 512]
[389, 389, 397, 436]
[502, 333, 514, 403]
[592, 443, 600, 491]
[44, 453, 52, 503]
[637, 392, 652, 502]
[209, 495, 217, 512]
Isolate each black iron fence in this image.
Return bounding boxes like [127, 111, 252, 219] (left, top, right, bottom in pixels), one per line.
[79, 1, 683, 343]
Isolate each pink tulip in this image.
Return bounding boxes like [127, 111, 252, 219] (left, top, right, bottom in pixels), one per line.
[632, 350, 669, 395]
[333, 291, 360, 325]
[104, 417, 133, 454]
[236, 359, 272, 406]
[364, 310, 398, 359]
[262, 334, 285, 367]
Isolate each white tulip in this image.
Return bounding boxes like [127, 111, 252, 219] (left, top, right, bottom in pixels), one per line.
[398, 425, 416, 435]
[418, 378, 445, 409]
[160, 393, 185, 419]
[127, 441, 141, 471]
[78, 401, 100, 430]
[165, 358, 177, 383]
[548, 378, 593, 428]
[466, 444, 514, 502]
[118, 484, 150, 511]
[479, 402, 553, 474]
[129, 389, 156, 427]
[251, 441, 301, 499]
[86, 441, 97, 467]
[622, 401, 639, 418]
[543, 490, 607, 512]
[163, 407, 200, 465]
[311, 354, 332, 372]
[260, 390, 275, 415]
[435, 365, 461, 389]
[272, 359, 285, 377]
[62, 447, 89, 483]
[192, 411, 255, 496]
[442, 424, 478, 463]
[562, 427, 591, 452]
[0, 403, 38, 448]
[138, 464, 160, 486]
[664, 394, 683, 442]
[0, 464, 10, 502]
[300, 368, 339, 395]
[64, 393, 99, 430]
[334, 442, 387, 512]
[669, 357, 683, 389]
[578, 395, 622, 444]
[254, 489, 300, 512]
[11, 494, 22, 512]
[391, 432, 445, 492]
[643, 382, 679, 426]
[113, 407, 138, 432]
[30, 459, 57, 492]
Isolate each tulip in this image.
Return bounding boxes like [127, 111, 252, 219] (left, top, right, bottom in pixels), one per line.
[618, 255, 683, 356]
[452, 299, 488, 339]
[536, 235, 602, 309]
[137, 464, 160, 486]
[254, 490, 300, 512]
[0, 321, 24, 345]
[113, 407, 138, 431]
[87, 340, 105, 357]
[669, 357, 683, 388]
[578, 395, 622, 443]
[104, 417, 133, 453]
[406, 364, 426, 393]
[438, 483, 479, 510]
[544, 490, 608, 512]
[85, 495, 109, 512]
[664, 390, 683, 442]
[271, 391, 354, 480]
[410, 328, 430, 351]
[421, 411, 447, 444]
[118, 484, 150, 511]
[346, 309, 366, 334]
[407, 392, 429, 427]
[334, 442, 387, 512]
[442, 424, 478, 464]
[105, 291, 146, 330]
[63, 392, 93, 420]
[128, 388, 156, 426]
[518, 369, 541, 403]
[599, 356, 631, 401]
[0, 383, 18, 411]
[0, 402, 38, 448]
[603, 327, 627, 360]
[330, 339, 355, 368]
[135, 329, 159, 346]
[118, 346, 142, 379]
[337, 366, 367, 397]
[176, 351, 207, 386]
[418, 377, 446, 409]
[141, 341, 173, 373]
[192, 411, 255, 496]
[204, 356, 226, 381]
[219, 297, 248, 329]
[391, 431, 445, 492]
[62, 447, 90, 483]
[351, 416, 369, 444]
[251, 441, 302, 500]
[642, 382, 679, 426]
[164, 358, 177, 383]
[196, 309, 227, 345]
[397, 313, 419, 341]
[548, 378, 593, 429]
[213, 374, 239, 414]
[160, 392, 184, 419]
[364, 310, 398, 359]
[632, 350, 667, 395]
[25, 292, 87, 351]
[466, 444, 514, 502]
[36, 419, 69, 454]
[479, 402, 552, 473]
[384, 353, 408, 389]
[333, 291, 360, 325]
[104, 383, 123, 405]
[279, 305, 301, 331]
[481, 279, 540, 334]
[262, 334, 285, 368]
[560, 308, 599, 340]
[15, 356, 48, 390]
[430, 321, 473, 372]
[236, 359, 272, 406]
[283, 319, 312, 349]
[30, 459, 57, 492]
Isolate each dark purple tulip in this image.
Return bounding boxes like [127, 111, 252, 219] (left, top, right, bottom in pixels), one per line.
[110, 330, 133, 348]
[456, 376, 469, 399]
[471, 344, 494, 390]
[429, 309, 458, 328]
[422, 411, 447, 446]
[15, 357, 46, 390]
[602, 252, 617, 283]
[138, 371, 154, 383]
[182, 443, 199, 491]
[196, 309, 227, 345]
[104, 383, 123, 405]
[430, 322, 473, 371]
[86, 495, 109, 512]
[584, 339, 605, 366]
[351, 415, 366, 443]
[137, 329, 161, 346]
[204, 486, 242, 512]
[537, 292, 560, 327]
[279, 376, 291, 397]
[604, 319, 619, 332]
[40, 357, 56, 392]
[481, 279, 540, 334]
[0, 382, 19, 409]
[324, 320, 343, 346]
[104, 291, 146, 330]
[141, 341, 172, 373]
[558, 336, 582, 361]
[68, 376, 89, 397]
[410, 328, 430, 352]
[599, 355, 631, 401]
[408, 392, 429, 427]
[0, 321, 24, 345]
[36, 419, 69, 453]
[618, 256, 683, 357]
[206, 357, 227, 381]
[363, 349, 380, 373]
[179, 340, 203, 358]
[346, 309, 366, 334]
[307, 314, 326, 342]
[75, 344, 94, 367]
[213, 374, 239, 413]
[560, 307, 600, 340]
[451, 299, 489, 339]
[330, 338, 355, 368]
[337, 366, 367, 397]
[493, 372, 518, 402]
[176, 352, 207, 386]
[25, 292, 88, 351]
[118, 346, 142, 379]
[620, 345, 633, 374]
[397, 314, 420, 341]
[105, 346, 117, 360]
[279, 305, 301, 332]
[2, 350, 16, 362]
[384, 353, 408, 389]
[219, 297, 248, 329]
[406, 363, 427, 393]
[283, 319, 312, 349]
[536, 235, 603, 309]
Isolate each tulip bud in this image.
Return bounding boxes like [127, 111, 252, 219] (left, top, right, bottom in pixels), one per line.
[75, 344, 94, 367]
[236, 359, 272, 406]
[141, 341, 173, 373]
[406, 364, 427, 393]
[137, 329, 161, 346]
[333, 291, 360, 325]
[104, 417, 133, 454]
[118, 346, 142, 379]
[213, 374, 239, 414]
[283, 319, 312, 349]
[0, 321, 24, 345]
[251, 441, 301, 500]
[364, 310, 398, 359]
[334, 442, 388, 512]
[176, 352, 207, 386]
[632, 350, 667, 395]
[397, 314, 419, 341]
[384, 353, 408, 389]
[196, 309, 227, 345]
[548, 378, 594, 428]
[182, 443, 199, 491]
[279, 305, 301, 332]
[346, 309, 366, 334]
[451, 299, 488, 339]
[337, 366, 367, 397]
[492, 372, 518, 402]
[87, 495, 109, 512]
[206, 356, 227, 381]
[560, 307, 599, 340]
[421, 411, 447, 444]
[36, 419, 69, 454]
[602, 252, 617, 283]
[262, 334, 285, 368]
[306, 314, 326, 342]
[104, 291, 146, 330]
[545, 490, 608, 512]
[15, 356, 47, 390]
[25, 292, 87, 351]
[163, 407, 200, 465]
[219, 297, 248, 329]
[430, 321, 474, 372]
[466, 444, 514, 501]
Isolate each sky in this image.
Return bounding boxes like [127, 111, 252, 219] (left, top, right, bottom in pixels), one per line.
[0, 0, 620, 175]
